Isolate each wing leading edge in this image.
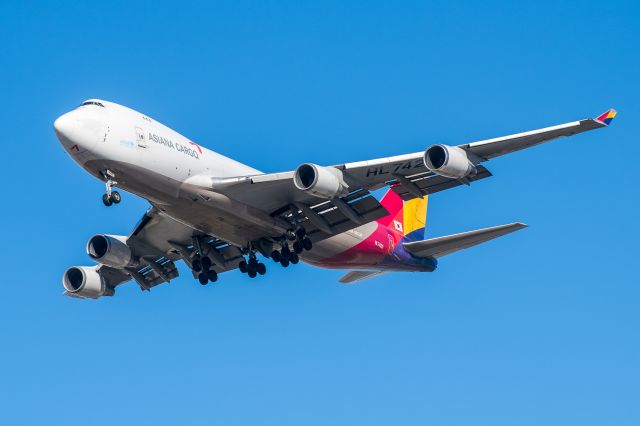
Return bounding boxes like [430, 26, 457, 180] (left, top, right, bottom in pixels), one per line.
[211, 109, 615, 220]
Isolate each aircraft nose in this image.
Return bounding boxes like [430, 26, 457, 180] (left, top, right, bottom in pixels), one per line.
[53, 112, 79, 142]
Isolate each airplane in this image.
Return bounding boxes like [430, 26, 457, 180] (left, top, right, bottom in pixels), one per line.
[53, 99, 617, 299]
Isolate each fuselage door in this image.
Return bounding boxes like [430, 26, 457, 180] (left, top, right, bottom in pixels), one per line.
[135, 127, 146, 148]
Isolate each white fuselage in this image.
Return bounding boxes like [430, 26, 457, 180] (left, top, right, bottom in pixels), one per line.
[54, 99, 374, 262]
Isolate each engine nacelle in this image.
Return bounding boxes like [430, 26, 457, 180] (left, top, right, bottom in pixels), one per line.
[62, 266, 115, 299]
[293, 163, 348, 199]
[86, 234, 133, 268]
[423, 144, 476, 179]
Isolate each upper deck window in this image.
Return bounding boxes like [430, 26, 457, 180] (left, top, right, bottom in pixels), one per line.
[81, 101, 105, 107]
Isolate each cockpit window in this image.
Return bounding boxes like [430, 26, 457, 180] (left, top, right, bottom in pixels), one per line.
[81, 101, 105, 107]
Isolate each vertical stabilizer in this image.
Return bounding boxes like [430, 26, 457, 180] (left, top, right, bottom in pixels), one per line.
[378, 190, 428, 241]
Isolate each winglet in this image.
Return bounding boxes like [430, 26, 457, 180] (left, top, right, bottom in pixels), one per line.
[595, 109, 617, 126]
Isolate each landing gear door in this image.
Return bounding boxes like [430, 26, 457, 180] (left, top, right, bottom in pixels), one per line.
[135, 127, 146, 148]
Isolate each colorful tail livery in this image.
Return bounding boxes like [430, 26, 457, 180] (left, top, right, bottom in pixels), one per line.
[378, 189, 428, 242]
[596, 109, 617, 126]
[306, 189, 526, 284]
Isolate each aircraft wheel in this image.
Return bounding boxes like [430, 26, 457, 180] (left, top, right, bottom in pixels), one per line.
[271, 250, 281, 262]
[238, 260, 247, 273]
[247, 261, 257, 275]
[201, 256, 212, 271]
[208, 270, 218, 283]
[102, 194, 113, 206]
[198, 273, 209, 285]
[192, 257, 203, 273]
[281, 246, 291, 261]
[296, 227, 306, 240]
[280, 258, 290, 268]
[290, 253, 299, 264]
[111, 191, 122, 204]
[257, 263, 266, 275]
[302, 238, 313, 251]
[293, 241, 303, 254]
[248, 270, 257, 278]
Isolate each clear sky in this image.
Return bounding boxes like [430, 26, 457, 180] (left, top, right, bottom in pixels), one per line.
[0, 1, 638, 425]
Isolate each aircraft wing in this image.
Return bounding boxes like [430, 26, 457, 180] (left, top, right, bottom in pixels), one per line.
[211, 109, 615, 230]
[76, 207, 245, 296]
[461, 109, 616, 160]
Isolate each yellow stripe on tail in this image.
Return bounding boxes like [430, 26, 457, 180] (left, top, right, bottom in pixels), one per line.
[402, 196, 428, 240]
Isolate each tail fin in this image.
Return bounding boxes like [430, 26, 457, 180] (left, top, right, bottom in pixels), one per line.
[378, 190, 428, 241]
[595, 109, 617, 126]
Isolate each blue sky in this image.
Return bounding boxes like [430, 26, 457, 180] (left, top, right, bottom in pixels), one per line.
[0, 1, 638, 424]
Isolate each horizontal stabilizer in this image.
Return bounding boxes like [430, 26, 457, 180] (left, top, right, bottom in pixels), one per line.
[403, 222, 527, 259]
[339, 270, 386, 284]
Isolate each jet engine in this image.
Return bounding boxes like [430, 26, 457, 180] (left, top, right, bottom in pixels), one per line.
[62, 266, 115, 299]
[86, 234, 133, 268]
[294, 163, 348, 199]
[423, 144, 477, 179]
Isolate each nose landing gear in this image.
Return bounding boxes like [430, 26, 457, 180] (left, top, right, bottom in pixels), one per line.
[101, 170, 121, 207]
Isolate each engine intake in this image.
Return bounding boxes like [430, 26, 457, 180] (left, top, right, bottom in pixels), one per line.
[293, 163, 348, 199]
[86, 234, 133, 268]
[62, 266, 114, 299]
[424, 144, 476, 180]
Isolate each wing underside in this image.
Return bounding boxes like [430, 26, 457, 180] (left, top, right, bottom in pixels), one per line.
[403, 222, 528, 259]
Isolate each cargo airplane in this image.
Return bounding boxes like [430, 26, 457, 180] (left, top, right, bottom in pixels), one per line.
[54, 100, 616, 299]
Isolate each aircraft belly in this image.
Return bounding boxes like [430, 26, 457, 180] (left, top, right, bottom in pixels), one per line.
[160, 201, 278, 246]
[301, 222, 377, 264]
[83, 159, 282, 246]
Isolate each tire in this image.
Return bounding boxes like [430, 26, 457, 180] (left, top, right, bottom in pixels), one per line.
[296, 227, 306, 239]
[280, 258, 290, 268]
[102, 194, 113, 206]
[238, 260, 247, 273]
[192, 258, 202, 273]
[290, 253, 299, 264]
[201, 256, 212, 271]
[281, 247, 291, 261]
[302, 238, 313, 251]
[293, 241, 303, 254]
[111, 191, 121, 204]
[247, 261, 257, 275]
[248, 270, 257, 278]
[271, 250, 281, 262]
[257, 263, 266, 275]
[208, 270, 218, 283]
[198, 273, 208, 285]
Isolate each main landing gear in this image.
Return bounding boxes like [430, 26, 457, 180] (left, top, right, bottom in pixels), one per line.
[270, 227, 312, 268]
[192, 227, 312, 283]
[238, 253, 267, 279]
[191, 254, 218, 285]
[101, 170, 121, 207]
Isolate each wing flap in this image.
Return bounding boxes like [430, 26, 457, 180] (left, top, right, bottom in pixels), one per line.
[288, 191, 389, 241]
[391, 165, 492, 201]
[404, 222, 527, 259]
